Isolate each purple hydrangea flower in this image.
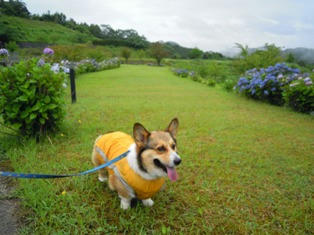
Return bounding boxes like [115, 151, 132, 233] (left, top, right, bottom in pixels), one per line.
[37, 58, 45, 67]
[0, 48, 9, 56]
[43, 47, 54, 55]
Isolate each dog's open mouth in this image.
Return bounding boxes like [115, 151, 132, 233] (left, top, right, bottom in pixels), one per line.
[154, 159, 178, 181]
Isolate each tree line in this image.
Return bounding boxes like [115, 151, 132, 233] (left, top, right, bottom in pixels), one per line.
[0, 0, 149, 49]
[0, 0, 226, 60]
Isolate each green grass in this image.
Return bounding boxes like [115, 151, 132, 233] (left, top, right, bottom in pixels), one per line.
[0, 15, 96, 44]
[1, 65, 313, 234]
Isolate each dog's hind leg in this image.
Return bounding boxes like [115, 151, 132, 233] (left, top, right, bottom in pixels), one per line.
[91, 144, 107, 182]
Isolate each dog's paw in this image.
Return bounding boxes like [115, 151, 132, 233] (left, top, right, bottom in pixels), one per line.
[142, 198, 154, 207]
[120, 200, 131, 210]
[98, 175, 107, 182]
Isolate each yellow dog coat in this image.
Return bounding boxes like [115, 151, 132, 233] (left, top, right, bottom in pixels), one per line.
[95, 132, 165, 199]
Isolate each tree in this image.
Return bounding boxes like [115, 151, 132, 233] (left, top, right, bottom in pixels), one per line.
[189, 47, 203, 59]
[121, 47, 131, 63]
[235, 43, 249, 58]
[286, 53, 295, 63]
[0, 0, 30, 18]
[150, 42, 168, 65]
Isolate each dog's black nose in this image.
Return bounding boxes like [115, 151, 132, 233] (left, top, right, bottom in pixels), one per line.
[174, 158, 181, 166]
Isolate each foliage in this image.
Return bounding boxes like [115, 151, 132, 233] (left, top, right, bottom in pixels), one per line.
[235, 43, 249, 58]
[74, 58, 120, 75]
[286, 53, 295, 63]
[50, 44, 111, 62]
[0, 58, 66, 136]
[223, 79, 237, 91]
[163, 41, 192, 59]
[206, 78, 216, 87]
[202, 51, 224, 60]
[4, 41, 18, 52]
[207, 61, 227, 82]
[0, 15, 96, 44]
[0, 0, 30, 18]
[0, 19, 25, 43]
[236, 63, 314, 111]
[189, 48, 203, 59]
[171, 60, 230, 85]
[98, 25, 149, 49]
[233, 43, 284, 74]
[172, 68, 189, 77]
[150, 42, 168, 65]
[92, 38, 147, 49]
[3, 65, 313, 234]
[121, 47, 131, 63]
[283, 78, 314, 113]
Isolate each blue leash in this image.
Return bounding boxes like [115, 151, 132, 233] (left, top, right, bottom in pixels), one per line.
[0, 150, 129, 179]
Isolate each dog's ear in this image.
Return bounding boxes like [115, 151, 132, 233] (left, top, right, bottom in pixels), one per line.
[166, 118, 179, 138]
[133, 123, 150, 147]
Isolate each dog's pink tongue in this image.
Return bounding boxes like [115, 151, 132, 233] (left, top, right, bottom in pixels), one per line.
[167, 167, 178, 181]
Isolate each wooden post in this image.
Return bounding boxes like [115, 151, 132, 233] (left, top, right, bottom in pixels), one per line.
[70, 68, 76, 103]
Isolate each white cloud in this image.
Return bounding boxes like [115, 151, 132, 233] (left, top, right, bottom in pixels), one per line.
[25, 0, 314, 52]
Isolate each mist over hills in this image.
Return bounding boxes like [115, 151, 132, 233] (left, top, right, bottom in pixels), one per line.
[283, 48, 314, 64]
[221, 45, 314, 64]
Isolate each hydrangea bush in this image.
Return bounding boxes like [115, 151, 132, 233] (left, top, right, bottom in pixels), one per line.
[236, 63, 314, 113]
[173, 68, 189, 77]
[0, 48, 9, 56]
[172, 68, 216, 86]
[283, 78, 314, 113]
[75, 58, 120, 75]
[0, 58, 66, 136]
[0, 48, 9, 66]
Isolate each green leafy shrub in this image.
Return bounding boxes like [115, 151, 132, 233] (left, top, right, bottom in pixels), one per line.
[223, 79, 237, 91]
[121, 47, 131, 63]
[233, 43, 284, 74]
[283, 79, 314, 113]
[206, 78, 216, 87]
[0, 58, 66, 136]
[4, 41, 18, 52]
[207, 61, 227, 82]
[198, 64, 209, 78]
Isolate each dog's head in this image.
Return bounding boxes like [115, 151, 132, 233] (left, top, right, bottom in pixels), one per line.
[133, 118, 181, 181]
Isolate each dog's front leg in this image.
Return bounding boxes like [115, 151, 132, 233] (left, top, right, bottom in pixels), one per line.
[142, 198, 154, 207]
[119, 196, 131, 210]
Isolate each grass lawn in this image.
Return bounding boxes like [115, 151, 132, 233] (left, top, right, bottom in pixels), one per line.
[1, 65, 313, 234]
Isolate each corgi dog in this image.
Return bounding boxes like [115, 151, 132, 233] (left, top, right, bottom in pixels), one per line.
[91, 118, 181, 209]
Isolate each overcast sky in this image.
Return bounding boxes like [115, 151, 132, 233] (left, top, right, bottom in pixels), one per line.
[25, 0, 314, 54]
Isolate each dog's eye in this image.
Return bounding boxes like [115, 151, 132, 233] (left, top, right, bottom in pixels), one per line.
[171, 143, 176, 150]
[157, 146, 166, 152]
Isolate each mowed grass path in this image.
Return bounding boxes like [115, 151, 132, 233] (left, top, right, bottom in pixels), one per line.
[3, 65, 313, 234]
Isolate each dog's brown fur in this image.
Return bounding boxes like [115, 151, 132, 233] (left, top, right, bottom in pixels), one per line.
[91, 118, 180, 209]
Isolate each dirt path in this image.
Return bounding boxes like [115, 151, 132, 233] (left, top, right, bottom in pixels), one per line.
[0, 166, 19, 235]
